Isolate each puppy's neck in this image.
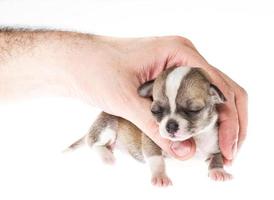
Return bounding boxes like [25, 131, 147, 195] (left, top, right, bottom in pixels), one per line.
[197, 112, 218, 136]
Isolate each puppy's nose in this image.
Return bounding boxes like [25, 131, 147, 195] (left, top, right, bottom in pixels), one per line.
[166, 119, 179, 134]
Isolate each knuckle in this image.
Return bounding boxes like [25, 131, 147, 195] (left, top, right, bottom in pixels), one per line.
[239, 86, 248, 99]
[226, 90, 236, 102]
[170, 35, 193, 46]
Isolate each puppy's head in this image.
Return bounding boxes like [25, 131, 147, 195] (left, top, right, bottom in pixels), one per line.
[138, 66, 225, 141]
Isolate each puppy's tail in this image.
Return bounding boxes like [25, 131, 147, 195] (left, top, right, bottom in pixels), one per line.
[63, 136, 86, 153]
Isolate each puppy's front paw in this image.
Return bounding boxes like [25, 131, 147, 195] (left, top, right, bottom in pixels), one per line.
[151, 174, 173, 187]
[208, 168, 233, 181]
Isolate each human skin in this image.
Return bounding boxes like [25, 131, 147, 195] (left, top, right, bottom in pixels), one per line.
[0, 29, 248, 163]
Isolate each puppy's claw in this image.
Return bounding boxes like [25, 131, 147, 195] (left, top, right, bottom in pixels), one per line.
[151, 174, 173, 187]
[208, 168, 233, 181]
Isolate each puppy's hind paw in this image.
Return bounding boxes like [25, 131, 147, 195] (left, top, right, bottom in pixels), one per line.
[151, 174, 173, 187]
[208, 168, 233, 181]
[101, 152, 115, 165]
[95, 146, 115, 165]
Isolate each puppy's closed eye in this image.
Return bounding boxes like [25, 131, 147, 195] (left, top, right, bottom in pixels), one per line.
[151, 104, 164, 115]
[177, 106, 204, 117]
[184, 108, 203, 116]
[150, 103, 169, 121]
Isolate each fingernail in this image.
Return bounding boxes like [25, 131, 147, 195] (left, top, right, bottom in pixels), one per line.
[171, 140, 192, 158]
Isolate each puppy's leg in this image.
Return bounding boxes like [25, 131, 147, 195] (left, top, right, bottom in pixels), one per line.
[208, 153, 233, 181]
[142, 134, 172, 187]
[91, 127, 117, 165]
[85, 113, 117, 165]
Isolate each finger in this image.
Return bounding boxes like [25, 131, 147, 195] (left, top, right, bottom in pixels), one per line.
[212, 68, 248, 150]
[223, 157, 232, 166]
[126, 95, 196, 160]
[179, 37, 199, 52]
[218, 99, 239, 160]
[235, 88, 248, 149]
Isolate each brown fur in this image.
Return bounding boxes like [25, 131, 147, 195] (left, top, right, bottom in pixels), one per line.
[86, 112, 117, 146]
[208, 153, 224, 170]
[116, 117, 144, 161]
[152, 67, 174, 101]
[141, 134, 162, 157]
[176, 68, 210, 109]
[67, 112, 161, 163]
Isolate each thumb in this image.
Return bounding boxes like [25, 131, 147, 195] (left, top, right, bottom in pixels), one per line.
[127, 96, 196, 160]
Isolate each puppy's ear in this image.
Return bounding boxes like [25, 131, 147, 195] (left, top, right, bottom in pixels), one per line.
[138, 80, 154, 98]
[209, 84, 226, 104]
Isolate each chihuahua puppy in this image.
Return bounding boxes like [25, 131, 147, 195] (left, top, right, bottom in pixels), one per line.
[66, 66, 232, 186]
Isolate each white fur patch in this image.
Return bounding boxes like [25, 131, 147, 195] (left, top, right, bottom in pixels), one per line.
[165, 66, 191, 113]
[160, 67, 191, 140]
[147, 156, 172, 186]
[159, 116, 169, 139]
[147, 155, 165, 175]
[94, 127, 116, 146]
[193, 120, 219, 159]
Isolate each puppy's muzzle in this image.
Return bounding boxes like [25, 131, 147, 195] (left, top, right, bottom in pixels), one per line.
[166, 119, 179, 137]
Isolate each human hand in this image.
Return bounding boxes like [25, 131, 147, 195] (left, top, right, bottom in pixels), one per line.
[0, 30, 247, 163]
[77, 35, 248, 163]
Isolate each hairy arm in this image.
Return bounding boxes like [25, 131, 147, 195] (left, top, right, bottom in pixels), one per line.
[0, 28, 97, 102]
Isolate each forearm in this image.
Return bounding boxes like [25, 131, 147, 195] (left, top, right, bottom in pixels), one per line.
[0, 28, 98, 102]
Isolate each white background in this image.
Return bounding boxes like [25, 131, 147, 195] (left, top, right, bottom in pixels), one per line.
[0, 0, 273, 199]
